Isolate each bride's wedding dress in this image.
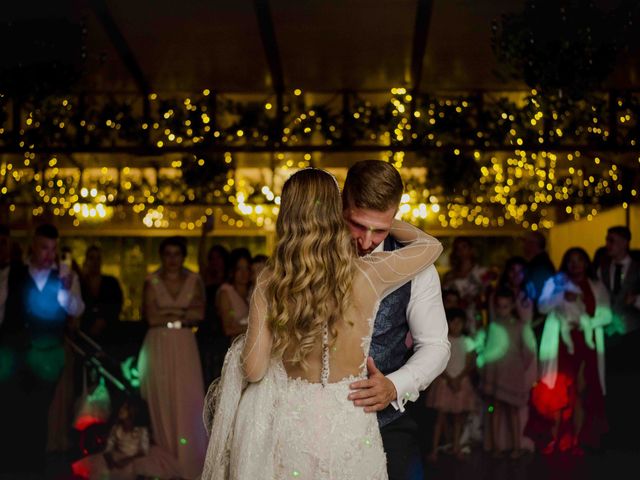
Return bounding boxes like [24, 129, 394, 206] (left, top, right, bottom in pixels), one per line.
[201, 222, 442, 479]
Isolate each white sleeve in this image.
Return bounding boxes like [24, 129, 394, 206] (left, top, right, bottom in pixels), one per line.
[386, 265, 450, 411]
[57, 272, 85, 317]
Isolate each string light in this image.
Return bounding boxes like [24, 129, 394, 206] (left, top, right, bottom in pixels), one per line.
[1, 89, 636, 230]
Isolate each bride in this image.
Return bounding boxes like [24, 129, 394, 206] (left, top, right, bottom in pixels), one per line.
[201, 168, 442, 479]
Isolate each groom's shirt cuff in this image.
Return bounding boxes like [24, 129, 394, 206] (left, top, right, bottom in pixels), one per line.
[387, 371, 419, 412]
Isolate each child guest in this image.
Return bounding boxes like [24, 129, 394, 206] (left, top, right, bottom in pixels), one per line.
[481, 288, 537, 458]
[72, 396, 180, 480]
[426, 308, 478, 461]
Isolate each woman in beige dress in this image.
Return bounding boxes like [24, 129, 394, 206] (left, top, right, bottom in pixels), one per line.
[138, 236, 207, 479]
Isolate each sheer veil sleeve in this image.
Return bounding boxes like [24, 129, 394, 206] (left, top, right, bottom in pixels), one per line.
[201, 271, 281, 480]
[358, 220, 443, 299]
[241, 272, 272, 382]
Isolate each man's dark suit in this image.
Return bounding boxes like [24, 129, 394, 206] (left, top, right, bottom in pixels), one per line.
[600, 257, 640, 450]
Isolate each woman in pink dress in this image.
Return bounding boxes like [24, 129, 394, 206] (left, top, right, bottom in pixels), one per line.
[137, 236, 207, 479]
[215, 248, 252, 339]
[481, 257, 538, 456]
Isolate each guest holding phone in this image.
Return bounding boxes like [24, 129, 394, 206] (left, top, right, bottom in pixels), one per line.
[0, 224, 84, 475]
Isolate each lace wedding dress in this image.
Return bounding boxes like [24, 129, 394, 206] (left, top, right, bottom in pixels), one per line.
[201, 222, 442, 479]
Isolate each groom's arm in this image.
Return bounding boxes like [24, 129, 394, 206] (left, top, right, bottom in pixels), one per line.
[387, 265, 450, 411]
[349, 265, 450, 412]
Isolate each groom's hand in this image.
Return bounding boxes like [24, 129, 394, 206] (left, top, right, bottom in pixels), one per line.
[348, 357, 397, 413]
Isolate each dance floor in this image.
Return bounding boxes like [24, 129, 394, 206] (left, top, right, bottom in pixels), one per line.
[0, 440, 633, 480]
[4, 376, 638, 480]
[11, 435, 626, 480]
[425, 447, 637, 480]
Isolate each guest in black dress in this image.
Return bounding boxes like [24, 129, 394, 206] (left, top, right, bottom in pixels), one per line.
[198, 243, 230, 386]
[80, 245, 124, 345]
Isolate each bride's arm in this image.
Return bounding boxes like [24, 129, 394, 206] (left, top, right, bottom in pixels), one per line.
[241, 272, 273, 382]
[360, 219, 442, 299]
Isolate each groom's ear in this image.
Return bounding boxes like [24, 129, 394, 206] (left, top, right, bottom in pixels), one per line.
[341, 201, 351, 217]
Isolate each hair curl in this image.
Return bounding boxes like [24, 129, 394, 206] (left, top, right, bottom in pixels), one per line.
[265, 169, 355, 369]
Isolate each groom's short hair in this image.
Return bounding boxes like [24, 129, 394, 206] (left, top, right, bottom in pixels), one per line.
[343, 160, 403, 212]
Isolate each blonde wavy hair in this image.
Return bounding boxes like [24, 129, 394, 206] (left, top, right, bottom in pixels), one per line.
[266, 168, 355, 369]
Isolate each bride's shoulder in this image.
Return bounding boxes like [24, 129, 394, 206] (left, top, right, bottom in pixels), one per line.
[353, 253, 389, 271]
[353, 255, 376, 267]
[256, 266, 274, 285]
[352, 257, 379, 283]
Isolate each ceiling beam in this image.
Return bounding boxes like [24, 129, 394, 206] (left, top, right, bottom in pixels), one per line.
[253, 0, 285, 93]
[410, 0, 435, 95]
[89, 0, 152, 96]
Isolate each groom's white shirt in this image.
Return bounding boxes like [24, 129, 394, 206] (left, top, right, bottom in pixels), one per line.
[373, 242, 450, 411]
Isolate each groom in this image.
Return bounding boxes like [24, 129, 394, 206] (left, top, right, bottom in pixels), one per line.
[344, 160, 450, 479]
